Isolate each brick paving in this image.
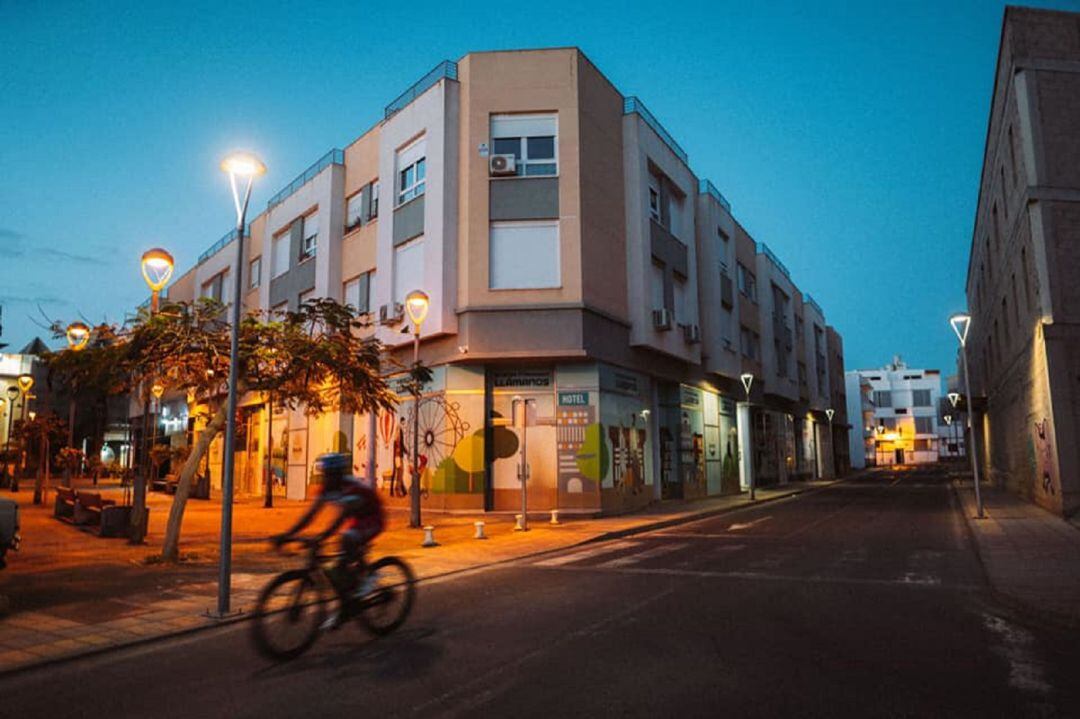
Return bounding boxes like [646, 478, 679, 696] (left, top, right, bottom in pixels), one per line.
[0, 478, 835, 674]
[954, 479, 1080, 627]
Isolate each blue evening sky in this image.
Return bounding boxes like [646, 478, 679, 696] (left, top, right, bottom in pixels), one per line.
[1, 0, 1076, 374]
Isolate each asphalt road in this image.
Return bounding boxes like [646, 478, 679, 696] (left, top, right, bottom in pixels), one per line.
[3, 467, 1078, 718]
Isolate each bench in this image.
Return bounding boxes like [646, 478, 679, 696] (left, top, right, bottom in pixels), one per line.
[167, 474, 210, 500]
[73, 492, 117, 527]
[54, 487, 78, 522]
[151, 473, 174, 493]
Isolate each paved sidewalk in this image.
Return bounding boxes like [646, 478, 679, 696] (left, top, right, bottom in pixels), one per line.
[0, 479, 837, 674]
[953, 479, 1080, 627]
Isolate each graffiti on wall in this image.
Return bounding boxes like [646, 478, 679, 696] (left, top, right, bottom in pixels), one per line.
[557, 397, 596, 494]
[608, 415, 647, 495]
[1033, 418, 1056, 497]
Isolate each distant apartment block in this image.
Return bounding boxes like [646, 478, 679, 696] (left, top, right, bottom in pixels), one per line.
[963, 7, 1080, 517]
[153, 48, 847, 514]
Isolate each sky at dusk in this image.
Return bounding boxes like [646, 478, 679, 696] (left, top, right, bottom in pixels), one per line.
[2, 0, 1077, 374]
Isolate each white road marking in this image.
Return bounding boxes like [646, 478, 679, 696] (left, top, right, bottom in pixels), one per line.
[727, 516, 772, 531]
[982, 613, 1052, 696]
[532, 540, 640, 567]
[596, 543, 688, 569]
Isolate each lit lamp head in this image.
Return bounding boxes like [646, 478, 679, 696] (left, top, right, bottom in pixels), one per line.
[17, 374, 34, 395]
[66, 321, 91, 351]
[949, 312, 971, 348]
[151, 383, 165, 400]
[740, 373, 754, 398]
[5, 386, 18, 402]
[947, 391, 960, 408]
[944, 414, 952, 426]
[220, 152, 266, 180]
[875, 425, 885, 437]
[405, 289, 430, 331]
[140, 248, 175, 294]
[28, 410, 36, 422]
[825, 408, 835, 422]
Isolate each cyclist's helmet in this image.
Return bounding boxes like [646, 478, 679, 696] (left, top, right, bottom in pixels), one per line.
[314, 452, 350, 492]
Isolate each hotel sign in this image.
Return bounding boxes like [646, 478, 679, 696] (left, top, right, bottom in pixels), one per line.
[558, 391, 589, 406]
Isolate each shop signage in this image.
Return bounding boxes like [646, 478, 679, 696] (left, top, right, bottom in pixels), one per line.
[719, 397, 735, 417]
[680, 386, 702, 408]
[613, 372, 639, 395]
[492, 370, 551, 389]
[558, 391, 589, 406]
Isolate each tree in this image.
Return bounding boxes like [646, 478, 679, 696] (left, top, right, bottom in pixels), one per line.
[15, 412, 67, 505]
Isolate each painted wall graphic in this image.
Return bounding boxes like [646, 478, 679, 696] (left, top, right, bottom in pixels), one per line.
[607, 419, 647, 495]
[1033, 418, 1056, 497]
[557, 398, 596, 494]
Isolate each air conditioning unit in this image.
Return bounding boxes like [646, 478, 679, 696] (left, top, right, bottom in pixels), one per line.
[652, 308, 672, 331]
[683, 323, 701, 344]
[378, 302, 404, 325]
[489, 154, 517, 176]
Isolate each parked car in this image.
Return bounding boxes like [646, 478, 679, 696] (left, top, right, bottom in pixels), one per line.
[0, 498, 20, 569]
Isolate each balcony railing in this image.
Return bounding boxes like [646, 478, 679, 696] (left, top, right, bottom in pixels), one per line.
[267, 148, 345, 209]
[804, 293, 824, 318]
[623, 96, 688, 165]
[198, 224, 250, 266]
[385, 60, 458, 119]
[699, 179, 732, 213]
[757, 242, 791, 279]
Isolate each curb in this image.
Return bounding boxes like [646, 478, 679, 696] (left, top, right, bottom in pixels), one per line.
[0, 478, 843, 679]
[949, 481, 1080, 631]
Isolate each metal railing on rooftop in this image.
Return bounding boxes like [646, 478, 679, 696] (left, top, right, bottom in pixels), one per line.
[757, 242, 791, 279]
[623, 96, 688, 165]
[385, 60, 458, 120]
[197, 224, 250, 265]
[699, 179, 732, 213]
[267, 148, 345, 209]
[804, 293, 825, 318]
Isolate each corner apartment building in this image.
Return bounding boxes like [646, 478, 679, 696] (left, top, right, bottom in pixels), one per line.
[963, 7, 1080, 517]
[845, 357, 942, 468]
[159, 48, 847, 515]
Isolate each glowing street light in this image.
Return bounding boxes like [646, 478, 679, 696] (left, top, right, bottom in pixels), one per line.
[17, 374, 33, 395]
[737, 372, 755, 500]
[217, 150, 265, 617]
[151, 383, 165, 400]
[949, 311, 982, 518]
[947, 392, 960, 408]
[140, 248, 175, 313]
[943, 415, 952, 426]
[825, 408, 834, 422]
[66, 322, 91, 351]
[405, 288, 429, 529]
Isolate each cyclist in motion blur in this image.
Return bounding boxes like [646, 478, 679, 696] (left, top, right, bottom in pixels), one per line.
[271, 452, 384, 628]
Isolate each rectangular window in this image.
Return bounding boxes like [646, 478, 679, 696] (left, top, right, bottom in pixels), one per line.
[651, 260, 666, 311]
[393, 238, 424, 305]
[343, 270, 374, 314]
[914, 416, 934, 434]
[370, 181, 379, 219]
[737, 262, 757, 302]
[201, 272, 225, 302]
[873, 390, 892, 408]
[489, 221, 560, 290]
[648, 174, 661, 223]
[249, 257, 261, 289]
[740, 326, 760, 360]
[298, 288, 315, 307]
[272, 230, 290, 278]
[396, 138, 426, 206]
[346, 192, 364, 229]
[491, 114, 558, 177]
[300, 212, 318, 261]
[912, 389, 931, 407]
[914, 439, 931, 451]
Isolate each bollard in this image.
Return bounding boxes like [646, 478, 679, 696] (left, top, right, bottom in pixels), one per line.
[421, 525, 438, 547]
[514, 514, 528, 532]
[473, 520, 487, 540]
[549, 509, 561, 525]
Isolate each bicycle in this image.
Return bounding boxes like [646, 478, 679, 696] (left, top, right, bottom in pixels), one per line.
[251, 537, 416, 660]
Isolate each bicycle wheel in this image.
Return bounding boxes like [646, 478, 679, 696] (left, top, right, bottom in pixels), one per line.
[357, 556, 415, 636]
[251, 569, 326, 660]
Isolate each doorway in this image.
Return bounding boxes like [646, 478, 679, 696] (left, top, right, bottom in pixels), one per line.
[895, 448, 905, 465]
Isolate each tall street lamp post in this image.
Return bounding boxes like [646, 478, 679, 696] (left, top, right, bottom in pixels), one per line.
[404, 289, 430, 529]
[738, 373, 755, 500]
[950, 312, 983, 519]
[943, 414, 953, 458]
[825, 408, 835, 477]
[4, 386, 17, 488]
[16, 375, 33, 489]
[947, 391, 961, 459]
[217, 151, 265, 616]
[133, 248, 174, 544]
[65, 322, 91, 450]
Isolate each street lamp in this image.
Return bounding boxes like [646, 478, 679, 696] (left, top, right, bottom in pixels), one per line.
[947, 392, 960, 409]
[950, 312, 983, 518]
[404, 289, 429, 529]
[140, 248, 175, 314]
[66, 322, 91, 352]
[738, 373, 755, 500]
[217, 150, 265, 616]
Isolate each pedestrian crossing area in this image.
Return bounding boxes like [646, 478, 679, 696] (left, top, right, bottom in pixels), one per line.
[527, 536, 976, 590]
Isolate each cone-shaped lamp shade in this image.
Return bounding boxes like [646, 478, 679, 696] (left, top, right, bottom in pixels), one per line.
[405, 289, 430, 328]
[949, 312, 971, 346]
[66, 321, 91, 351]
[141, 248, 175, 293]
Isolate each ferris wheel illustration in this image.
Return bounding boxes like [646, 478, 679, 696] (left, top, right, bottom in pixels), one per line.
[403, 394, 470, 472]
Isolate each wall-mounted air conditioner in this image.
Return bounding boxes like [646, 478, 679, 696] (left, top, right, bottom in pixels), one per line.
[683, 323, 701, 344]
[652, 308, 672, 331]
[489, 154, 517, 176]
[379, 302, 404, 325]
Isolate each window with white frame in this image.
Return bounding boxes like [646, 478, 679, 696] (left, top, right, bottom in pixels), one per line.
[914, 416, 934, 434]
[201, 272, 226, 302]
[648, 173, 661, 223]
[393, 238, 424, 305]
[249, 257, 261, 289]
[300, 212, 318, 261]
[489, 221, 560, 290]
[912, 389, 932, 407]
[346, 193, 364, 229]
[370, 181, 379, 218]
[491, 114, 557, 177]
[343, 270, 374, 314]
[396, 138, 426, 205]
[873, 390, 892, 408]
[272, 230, 290, 278]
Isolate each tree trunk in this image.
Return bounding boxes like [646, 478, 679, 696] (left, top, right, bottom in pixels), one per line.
[161, 403, 228, 562]
[32, 437, 44, 505]
[264, 393, 273, 508]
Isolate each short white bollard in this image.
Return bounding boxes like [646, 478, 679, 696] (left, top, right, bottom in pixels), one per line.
[514, 514, 528, 532]
[549, 509, 561, 525]
[473, 520, 487, 540]
[421, 525, 438, 547]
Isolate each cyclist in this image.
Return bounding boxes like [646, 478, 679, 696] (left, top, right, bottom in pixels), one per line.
[271, 452, 385, 626]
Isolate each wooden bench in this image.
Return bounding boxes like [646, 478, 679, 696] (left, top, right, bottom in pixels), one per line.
[54, 487, 78, 522]
[151, 473, 174, 493]
[167, 474, 210, 500]
[73, 492, 117, 527]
